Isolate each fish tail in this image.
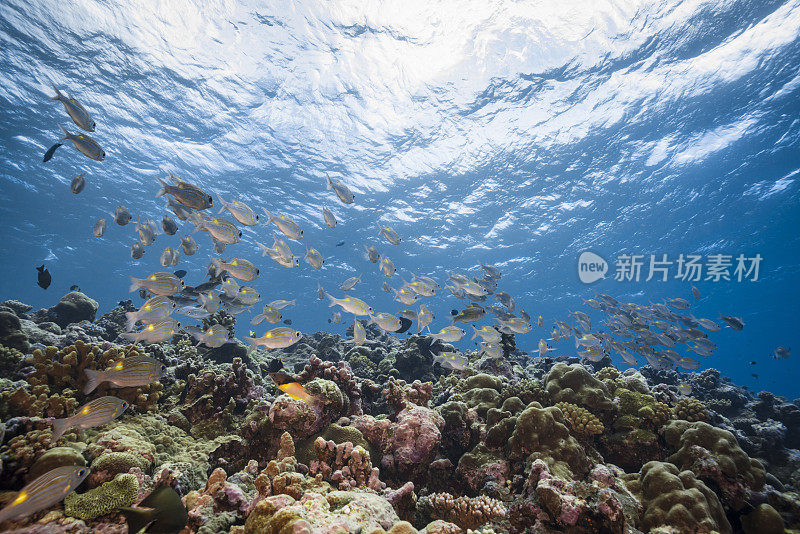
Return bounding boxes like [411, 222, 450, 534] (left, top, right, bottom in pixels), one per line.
[124, 311, 139, 331]
[210, 258, 225, 274]
[51, 417, 69, 442]
[376, 222, 382, 234]
[217, 196, 227, 214]
[255, 241, 270, 257]
[128, 276, 142, 292]
[120, 331, 139, 342]
[250, 314, 265, 326]
[263, 209, 275, 224]
[58, 124, 70, 141]
[325, 293, 337, 308]
[325, 173, 332, 189]
[155, 176, 168, 197]
[243, 337, 257, 353]
[48, 79, 62, 101]
[470, 326, 478, 340]
[120, 507, 160, 534]
[288, 299, 296, 306]
[83, 368, 102, 394]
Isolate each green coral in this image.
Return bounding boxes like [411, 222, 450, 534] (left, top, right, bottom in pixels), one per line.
[614, 388, 672, 432]
[64, 473, 139, 520]
[91, 451, 151, 476]
[543, 363, 615, 415]
[673, 397, 710, 422]
[741, 504, 785, 534]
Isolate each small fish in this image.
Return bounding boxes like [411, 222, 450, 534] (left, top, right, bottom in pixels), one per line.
[364, 244, 381, 263]
[175, 305, 211, 320]
[180, 234, 198, 256]
[278, 382, 314, 402]
[471, 325, 502, 343]
[36, 265, 51, 289]
[213, 239, 227, 254]
[268, 299, 297, 310]
[392, 286, 418, 305]
[318, 283, 325, 300]
[115, 205, 132, 225]
[326, 173, 355, 204]
[347, 318, 367, 345]
[251, 306, 282, 325]
[244, 327, 303, 351]
[368, 312, 402, 332]
[774, 346, 791, 359]
[263, 209, 303, 240]
[199, 291, 220, 313]
[480, 342, 503, 359]
[283, 319, 292, 325]
[326, 294, 373, 316]
[750, 361, 757, 365]
[189, 324, 229, 348]
[190, 213, 241, 244]
[49, 81, 95, 131]
[70, 285, 80, 291]
[377, 222, 401, 245]
[131, 241, 144, 260]
[137, 216, 157, 246]
[340, 276, 361, 291]
[211, 258, 260, 281]
[451, 305, 485, 324]
[322, 206, 337, 228]
[161, 215, 179, 235]
[497, 317, 531, 334]
[119, 486, 188, 534]
[677, 383, 693, 396]
[160, 247, 175, 267]
[751, 373, 759, 379]
[43, 142, 63, 162]
[433, 351, 469, 371]
[402, 277, 435, 297]
[93, 217, 106, 237]
[579, 347, 606, 362]
[495, 291, 516, 311]
[418, 302, 434, 333]
[537, 315, 544, 327]
[52, 396, 129, 441]
[156, 172, 213, 210]
[719, 314, 744, 331]
[305, 247, 324, 269]
[70, 173, 86, 194]
[84, 355, 166, 394]
[675, 356, 701, 370]
[58, 124, 105, 161]
[235, 286, 260, 306]
[379, 256, 395, 277]
[430, 326, 466, 343]
[478, 261, 501, 279]
[218, 196, 259, 226]
[691, 286, 701, 299]
[129, 272, 184, 295]
[167, 197, 194, 221]
[0, 466, 89, 523]
[122, 317, 181, 344]
[537, 338, 555, 356]
[665, 297, 691, 310]
[382, 281, 392, 293]
[124, 295, 175, 329]
[336, 241, 345, 247]
[330, 311, 343, 324]
[398, 309, 418, 321]
[174, 269, 187, 278]
[518, 309, 531, 322]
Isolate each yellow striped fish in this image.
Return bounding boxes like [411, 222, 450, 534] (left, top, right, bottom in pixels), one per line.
[235, 286, 260, 306]
[190, 213, 242, 244]
[218, 196, 259, 226]
[84, 355, 165, 394]
[122, 317, 180, 344]
[0, 466, 90, 522]
[211, 258, 260, 281]
[325, 294, 373, 316]
[189, 324, 229, 348]
[128, 272, 184, 296]
[125, 295, 175, 330]
[156, 172, 213, 210]
[51, 396, 128, 441]
[244, 327, 302, 351]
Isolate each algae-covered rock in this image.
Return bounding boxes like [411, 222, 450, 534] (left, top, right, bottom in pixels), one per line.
[741, 503, 785, 534]
[64, 472, 139, 520]
[50, 291, 99, 328]
[0, 310, 29, 352]
[621, 461, 731, 534]
[27, 446, 86, 481]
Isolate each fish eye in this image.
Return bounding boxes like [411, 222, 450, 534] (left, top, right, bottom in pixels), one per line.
[208, 196, 213, 203]
[238, 231, 242, 237]
[255, 215, 260, 221]
[79, 468, 87, 476]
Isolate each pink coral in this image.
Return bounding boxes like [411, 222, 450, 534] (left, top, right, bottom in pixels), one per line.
[383, 405, 444, 481]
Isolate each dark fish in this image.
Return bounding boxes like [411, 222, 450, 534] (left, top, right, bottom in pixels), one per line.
[265, 359, 284, 373]
[43, 143, 63, 162]
[70, 285, 80, 291]
[138, 287, 149, 299]
[283, 319, 292, 325]
[327, 318, 331, 323]
[751, 374, 759, 379]
[395, 316, 413, 334]
[750, 361, 757, 365]
[451, 310, 458, 316]
[173, 270, 187, 279]
[119, 486, 187, 534]
[36, 265, 51, 289]
[336, 241, 345, 247]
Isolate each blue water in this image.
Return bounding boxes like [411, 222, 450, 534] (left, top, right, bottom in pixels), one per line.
[1, 1, 798, 396]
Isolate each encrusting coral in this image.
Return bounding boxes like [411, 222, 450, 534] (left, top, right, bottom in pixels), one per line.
[416, 492, 506, 530]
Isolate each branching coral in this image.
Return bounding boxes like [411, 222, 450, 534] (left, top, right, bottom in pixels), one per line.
[309, 437, 383, 490]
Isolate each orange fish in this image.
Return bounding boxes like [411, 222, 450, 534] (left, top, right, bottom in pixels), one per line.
[277, 382, 313, 403]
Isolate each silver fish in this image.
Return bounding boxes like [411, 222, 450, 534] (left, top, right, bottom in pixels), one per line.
[340, 276, 361, 291]
[322, 207, 337, 228]
[369, 312, 401, 332]
[49, 81, 95, 131]
[377, 222, 401, 245]
[326, 173, 355, 204]
[84, 355, 165, 394]
[180, 234, 198, 256]
[156, 172, 213, 210]
[167, 197, 194, 221]
[93, 218, 106, 237]
[58, 125, 104, 160]
[305, 247, 324, 269]
[137, 216, 157, 246]
[264, 210, 303, 240]
[430, 326, 465, 343]
[347, 319, 367, 345]
[0, 466, 89, 522]
[115, 205, 132, 225]
[379, 256, 395, 277]
[70, 173, 85, 194]
[160, 247, 174, 267]
[162, 215, 179, 235]
[131, 241, 144, 259]
[52, 396, 128, 441]
[364, 245, 381, 263]
[218, 196, 259, 226]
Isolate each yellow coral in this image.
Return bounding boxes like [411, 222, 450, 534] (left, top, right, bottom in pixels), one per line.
[554, 402, 604, 437]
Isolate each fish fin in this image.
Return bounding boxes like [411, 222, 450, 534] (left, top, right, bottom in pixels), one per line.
[155, 176, 169, 198]
[119, 507, 160, 534]
[51, 417, 69, 442]
[255, 241, 271, 257]
[128, 276, 142, 292]
[216, 196, 228, 214]
[243, 337, 256, 353]
[37, 265, 44, 272]
[250, 315, 265, 326]
[262, 208, 275, 224]
[58, 124, 70, 141]
[376, 222, 383, 234]
[120, 332, 138, 342]
[124, 311, 141, 331]
[325, 173, 332, 189]
[210, 258, 224, 274]
[325, 293, 337, 307]
[83, 368, 102, 394]
[470, 326, 478, 340]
